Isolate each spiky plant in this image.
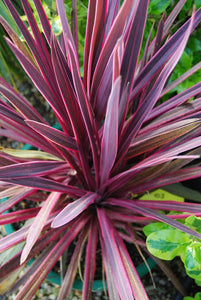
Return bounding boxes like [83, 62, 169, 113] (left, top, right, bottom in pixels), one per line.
[1, 0, 201, 299]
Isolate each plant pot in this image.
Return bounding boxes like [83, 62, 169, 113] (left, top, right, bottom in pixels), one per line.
[1, 214, 156, 291]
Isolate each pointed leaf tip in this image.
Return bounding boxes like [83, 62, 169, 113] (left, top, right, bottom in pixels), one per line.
[51, 192, 98, 228]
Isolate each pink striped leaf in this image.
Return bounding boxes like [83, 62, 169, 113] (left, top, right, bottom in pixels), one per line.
[116, 232, 149, 299]
[2, 177, 84, 196]
[118, 11, 195, 162]
[91, 0, 138, 99]
[67, 40, 100, 183]
[26, 121, 77, 150]
[97, 208, 134, 299]
[57, 226, 88, 300]
[131, 8, 201, 100]
[127, 118, 201, 158]
[147, 81, 201, 122]
[52, 192, 98, 228]
[21, 192, 61, 264]
[135, 200, 201, 213]
[0, 80, 46, 123]
[100, 77, 121, 185]
[83, 219, 98, 300]
[13, 217, 89, 300]
[85, 0, 107, 94]
[99, 235, 120, 300]
[0, 188, 34, 214]
[107, 198, 201, 240]
[0, 161, 66, 178]
[5, 38, 69, 125]
[162, 61, 201, 96]
[128, 166, 201, 195]
[0, 226, 29, 253]
[83, 0, 96, 89]
[120, 0, 149, 96]
[56, 0, 77, 60]
[0, 15, 36, 67]
[33, 0, 52, 46]
[0, 208, 39, 225]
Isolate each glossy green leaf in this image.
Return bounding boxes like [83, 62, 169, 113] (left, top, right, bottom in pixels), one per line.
[143, 222, 171, 236]
[148, 0, 172, 15]
[0, 0, 19, 33]
[195, 0, 201, 9]
[185, 242, 201, 280]
[184, 293, 201, 300]
[146, 229, 191, 260]
[185, 215, 201, 235]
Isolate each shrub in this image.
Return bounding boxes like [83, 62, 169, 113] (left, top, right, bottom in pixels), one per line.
[1, 0, 201, 299]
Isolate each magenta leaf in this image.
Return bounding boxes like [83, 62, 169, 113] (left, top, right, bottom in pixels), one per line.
[3, 177, 84, 196]
[100, 77, 121, 185]
[52, 192, 98, 228]
[97, 208, 135, 299]
[0, 161, 66, 178]
[21, 192, 61, 264]
[1, 1, 201, 299]
[83, 219, 98, 300]
[107, 198, 201, 240]
[26, 120, 77, 150]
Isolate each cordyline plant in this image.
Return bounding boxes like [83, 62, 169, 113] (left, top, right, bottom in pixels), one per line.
[2, 0, 201, 299]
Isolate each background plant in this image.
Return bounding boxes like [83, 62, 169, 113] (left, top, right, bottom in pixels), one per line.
[144, 216, 201, 287]
[1, 0, 201, 299]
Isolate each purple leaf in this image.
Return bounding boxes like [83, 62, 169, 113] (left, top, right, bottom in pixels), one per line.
[118, 11, 195, 162]
[120, 0, 149, 96]
[83, 220, 98, 300]
[2, 177, 84, 196]
[5, 38, 69, 125]
[127, 119, 201, 158]
[131, 8, 201, 100]
[26, 121, 77, 150]
[21, 192, 61, 264]
[56, 0, 77, 60]
[100, 77, 121, 185]
[0, 187, 34, 214]
[84, 0, 107, 94]
[90, 0, 139, 100]
[107, 198, 201, 240]
[16, 217, 89, 299]
[0, 226, 29, 252]
[67, 40, 100, 184]
[33, 0, 52, 46]
[147, 81, 201, 122]
[52, 192, 98, 228]
[131, 166, 201, 195]
[0, 207, 39, 225]
[0, 161, 66, 178]
[162, 61, 201, 95]
[57, 226, 88, 300]
[0, 80, 47, 123]
[97, 208, 135, 299]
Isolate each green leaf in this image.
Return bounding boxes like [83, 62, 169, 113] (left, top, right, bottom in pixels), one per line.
[185, 243, 201, 281]
[195, 279, 201, 286]
[50, 16, 63, 36]
[43, 0, 57, 12]
[146, 229, 191, 260]
[185, 216, 201, 235]
[143, 222, 171, 236]
[148, 0, 172, 15]
[195, 0, 201, 9]
[0, 0, 20, 33]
